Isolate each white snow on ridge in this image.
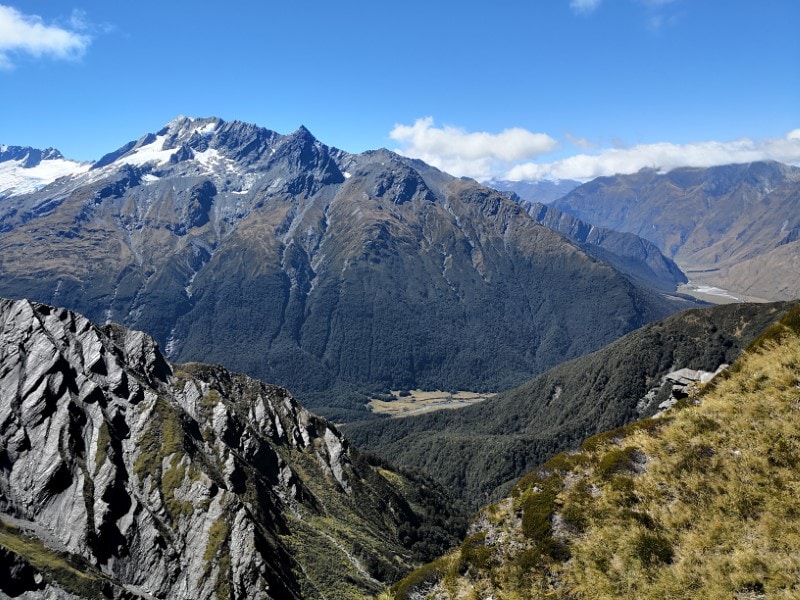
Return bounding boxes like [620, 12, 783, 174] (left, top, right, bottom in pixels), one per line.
[117, 135, 174, 168]
[196, 121, 219, 136]
[0, 158, 90, 196]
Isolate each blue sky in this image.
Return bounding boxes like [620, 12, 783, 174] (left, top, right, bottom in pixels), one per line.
[1, 0, 798, 180]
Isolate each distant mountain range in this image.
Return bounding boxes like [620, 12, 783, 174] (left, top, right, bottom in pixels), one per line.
[552, 161, 800, 300]
[0, 117, 692, 420]
[484, 178, 581, 204]
[0, 298, 465, 599]
[519, 200, 686, 293]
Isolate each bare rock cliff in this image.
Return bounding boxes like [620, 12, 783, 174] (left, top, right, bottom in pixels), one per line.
[0, 298, 463, 599]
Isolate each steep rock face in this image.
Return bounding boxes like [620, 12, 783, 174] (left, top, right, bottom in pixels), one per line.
[0, 118, 694, 420]
[552, 161, 800, 300]
[0, 298, 465, 599]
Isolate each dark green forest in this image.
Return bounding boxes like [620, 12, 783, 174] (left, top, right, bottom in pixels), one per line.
[345, 301, 794, 508]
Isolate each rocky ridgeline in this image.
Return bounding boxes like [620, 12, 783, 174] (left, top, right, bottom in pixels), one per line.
[0, 298, 460, 599]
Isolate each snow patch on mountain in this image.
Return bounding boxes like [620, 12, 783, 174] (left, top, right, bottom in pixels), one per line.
[0, 156, 89, 196]
[116, 134, 174, 167]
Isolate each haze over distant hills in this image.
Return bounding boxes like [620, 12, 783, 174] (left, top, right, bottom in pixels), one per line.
[0, 117, 691, 420]
[514, 199, 687, 294]
[483, 178, 581, 204]
[552, 161, 800, 301]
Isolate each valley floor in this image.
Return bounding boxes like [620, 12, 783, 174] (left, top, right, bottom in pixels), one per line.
[368, 390, 493, 418]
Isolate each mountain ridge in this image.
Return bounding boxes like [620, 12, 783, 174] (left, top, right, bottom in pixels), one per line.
[345, 301, 793, 507]
[0, 296, 466, 599]
[388, 303, 800, 599]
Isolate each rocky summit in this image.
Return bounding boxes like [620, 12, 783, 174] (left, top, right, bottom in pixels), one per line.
[0, 298, 465, 599]
[0, 117, 695, 420]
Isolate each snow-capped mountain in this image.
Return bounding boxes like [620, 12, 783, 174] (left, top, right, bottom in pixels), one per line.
[0, 144, 89, 197]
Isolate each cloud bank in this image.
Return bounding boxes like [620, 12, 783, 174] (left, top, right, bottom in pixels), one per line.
[389, 117, 557, 181]
[0, 4, 90, 69]
[390, 118, 800, 182]
[506, 131, 800, 181]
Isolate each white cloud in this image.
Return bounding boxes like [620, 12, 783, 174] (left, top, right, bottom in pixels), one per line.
[570, 0, 602, 14]
[390, 117, 558, 181]
[0, 4, 90, 69]
[505, 130, 800, 181]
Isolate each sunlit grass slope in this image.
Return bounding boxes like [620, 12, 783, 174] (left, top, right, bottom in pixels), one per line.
[387, 304, 800, 599]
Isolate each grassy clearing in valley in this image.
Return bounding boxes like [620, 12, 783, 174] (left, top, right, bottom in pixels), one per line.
[368, 390, 494, 418]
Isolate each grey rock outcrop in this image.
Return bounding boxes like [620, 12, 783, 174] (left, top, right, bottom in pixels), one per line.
[637, 364, 728, 416]
[0, 298, 464, 599]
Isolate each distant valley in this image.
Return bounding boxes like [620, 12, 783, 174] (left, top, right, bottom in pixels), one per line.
[389, 303, 800, 599]
[551, 161, 800, 301]
[345, 301, 793, 507]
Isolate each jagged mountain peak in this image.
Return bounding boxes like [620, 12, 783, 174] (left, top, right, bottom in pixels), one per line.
[293, 124, 314, 138]
[90, 117, 332, 174]
[0, 145, 65, 167]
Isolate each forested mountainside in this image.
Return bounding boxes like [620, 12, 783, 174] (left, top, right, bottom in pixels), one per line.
[345, 302, 793, 508]
[0, 117, 694, 420]
[0, 298, 466, 600]
[388, 304, 800, 600]
[553, 161, 800, 300]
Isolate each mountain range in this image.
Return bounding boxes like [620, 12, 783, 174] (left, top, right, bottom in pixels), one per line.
[519, 200, 686, 293]
[0, 117, 692, 420]
[3, 117, 800, 599]
[552, 161, 800, 301]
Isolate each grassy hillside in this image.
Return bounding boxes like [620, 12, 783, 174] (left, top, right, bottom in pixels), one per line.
[385, 303, 800, 599]
[346, 302, 793, 507]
